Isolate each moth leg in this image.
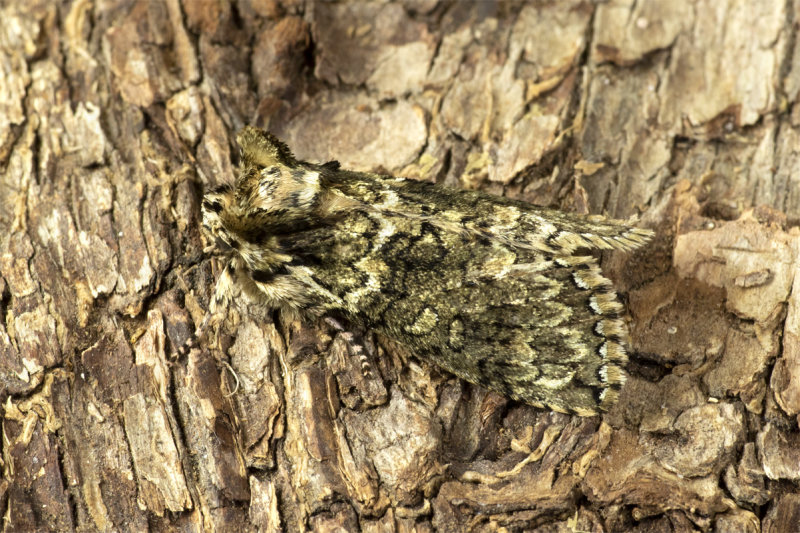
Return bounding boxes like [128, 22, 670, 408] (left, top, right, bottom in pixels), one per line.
[325, 317, 374, 379]
[325, 324, 388, 407]
[324, 316, 346, 332]
[177, 258, 237, 357]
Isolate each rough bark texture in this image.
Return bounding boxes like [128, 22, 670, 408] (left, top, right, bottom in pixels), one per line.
[1, 1, 799, 532]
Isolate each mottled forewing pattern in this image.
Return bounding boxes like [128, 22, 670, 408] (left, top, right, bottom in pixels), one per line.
[200, 127, 652, 415]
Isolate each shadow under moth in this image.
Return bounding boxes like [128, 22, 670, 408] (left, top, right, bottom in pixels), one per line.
[200, 126, 652, 416]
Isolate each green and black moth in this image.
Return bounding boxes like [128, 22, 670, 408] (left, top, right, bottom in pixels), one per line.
[199, 126, 652, 416]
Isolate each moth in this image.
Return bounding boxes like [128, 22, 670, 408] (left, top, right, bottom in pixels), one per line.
[199, 126, 652, 416]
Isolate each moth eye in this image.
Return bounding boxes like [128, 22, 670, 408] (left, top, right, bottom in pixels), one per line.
[202, 198, 224, 214]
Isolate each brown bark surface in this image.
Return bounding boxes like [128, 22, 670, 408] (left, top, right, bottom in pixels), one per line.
[1, 1, 798, 531]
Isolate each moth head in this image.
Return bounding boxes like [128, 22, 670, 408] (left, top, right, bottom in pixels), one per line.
[201, 185, 236, 252]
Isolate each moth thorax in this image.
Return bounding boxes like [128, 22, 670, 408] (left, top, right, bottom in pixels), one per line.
[250, 165, 322, 211]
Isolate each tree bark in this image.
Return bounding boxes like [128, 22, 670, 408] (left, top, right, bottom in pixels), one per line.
[1, 1, 798, 531]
